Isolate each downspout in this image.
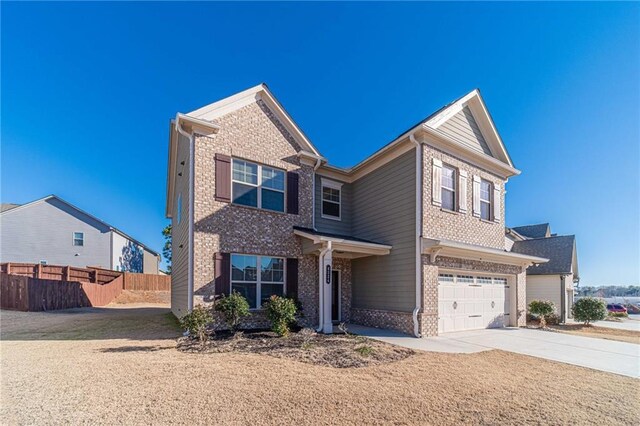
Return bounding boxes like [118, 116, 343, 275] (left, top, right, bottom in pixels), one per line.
[175, 115, 195, 312]
[560, 275, 567, 323]
[312, 158, 322, 231]
[316, 242, 331, 332]
[409, 133, 423, 337]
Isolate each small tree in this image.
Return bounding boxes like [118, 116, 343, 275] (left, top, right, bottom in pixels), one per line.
[529, 300, 556, 328]
[572, 297, 607, 325]
[215, 291, 251, 333]
[263, 295, 298, 336]
[162, 224, 172, 274]
[180, 305, 213, 341]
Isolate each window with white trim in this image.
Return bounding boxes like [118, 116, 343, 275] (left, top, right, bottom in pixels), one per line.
[232, 159, 285, 212]
[494, 277, 507, 286]
[321, 179, 342, 219]
[441, 165, 456, 211]
[477, 276, 492, 285]
[480, 179, 492, 220]
[231, 254, 284, 309]
[438, 273, 454, 283]
[457, 275, 474, 284]
[73, 232, 84, 246]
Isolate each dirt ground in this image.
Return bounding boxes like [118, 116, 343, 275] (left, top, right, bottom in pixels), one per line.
[548, 323, 640, 344]
[1, 305, 639, 425]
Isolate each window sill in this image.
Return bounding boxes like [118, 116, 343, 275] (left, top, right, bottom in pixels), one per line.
[479, 218, 499, 225]
[321, 214, 342, 221]
[440, 208, 463, 215]
[230, 202, 287, 216]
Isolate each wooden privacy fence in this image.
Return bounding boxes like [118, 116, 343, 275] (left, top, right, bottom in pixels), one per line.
[122, 272, 171, 291]
[0, 273, 123, 311]
[0, 263, 120, 285]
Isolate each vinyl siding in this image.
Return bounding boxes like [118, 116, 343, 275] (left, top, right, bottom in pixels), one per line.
[171, 133, 191, 317]
[526, 275, 562, 316]
[439, 106, 492, 156]
[0, 197, 111, 268]
[143, 249, 159, 274]
[314, 174, 352, 235]
[351, 148, 416, 312]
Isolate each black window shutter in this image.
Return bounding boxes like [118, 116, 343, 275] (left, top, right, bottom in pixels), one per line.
[286, 171, 299, 215]
[286, 258, 299, 300]
[214, 252, 230, 296]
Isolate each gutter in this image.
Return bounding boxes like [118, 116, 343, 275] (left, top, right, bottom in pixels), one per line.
[312, 157, 322, 230]
[409, 132, 423, 338]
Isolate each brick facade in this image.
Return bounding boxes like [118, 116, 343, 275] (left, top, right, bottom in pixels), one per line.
[422, 145, 506, 249]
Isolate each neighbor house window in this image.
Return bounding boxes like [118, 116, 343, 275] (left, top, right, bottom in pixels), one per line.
[231, 254, 284, 309]
[232, 159, 285, 212]
[480, 179, 492, 220]
[321, 179, 342, 219]
[441, 165, 456, 211]
[73, 232, 84, 246]
[39, 260, 47, 265]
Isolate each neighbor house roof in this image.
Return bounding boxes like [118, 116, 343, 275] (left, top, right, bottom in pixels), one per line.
[511, 223, 551, 239]
[0, 195, 159, 256]
[511, 235, 577, 278]
[0, 203, 20, 212]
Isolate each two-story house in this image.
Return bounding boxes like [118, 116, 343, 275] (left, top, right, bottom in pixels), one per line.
[165, 84, 547, 337]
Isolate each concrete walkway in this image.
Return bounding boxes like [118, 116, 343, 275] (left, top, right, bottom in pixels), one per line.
[347, 324, 640, 379]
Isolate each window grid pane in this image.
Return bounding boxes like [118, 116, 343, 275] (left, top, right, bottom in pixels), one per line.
[322, 187, 340, 202]
[262, 167, 285, 191]
[438, 274, 454, 283]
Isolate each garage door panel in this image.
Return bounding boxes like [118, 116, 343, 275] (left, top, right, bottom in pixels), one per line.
[438, 273, 511, 334]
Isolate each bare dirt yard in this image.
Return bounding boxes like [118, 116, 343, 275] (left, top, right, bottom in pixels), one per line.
[2, 305, 639, 425]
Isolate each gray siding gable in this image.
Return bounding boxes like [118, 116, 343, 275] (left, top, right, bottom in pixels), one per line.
[439, 106, 493, 156]
[0, 197, 112, 268]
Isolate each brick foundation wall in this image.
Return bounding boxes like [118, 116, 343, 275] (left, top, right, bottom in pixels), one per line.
[350, 307, 415, 335]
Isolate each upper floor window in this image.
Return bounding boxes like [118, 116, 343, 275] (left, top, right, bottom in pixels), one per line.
[73, 232, 84, 246]
[321, 179, 342, 220]
[231, 254, 284, 309]
[480, 179, 492, 220]
[232, 159, 285, 212]
[441, 165, 456, 211]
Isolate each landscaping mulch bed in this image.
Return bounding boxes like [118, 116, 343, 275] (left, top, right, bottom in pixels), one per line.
[177, 328, 415, 368]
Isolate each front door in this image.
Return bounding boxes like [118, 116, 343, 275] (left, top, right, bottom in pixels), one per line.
[331, 270, 340, 323]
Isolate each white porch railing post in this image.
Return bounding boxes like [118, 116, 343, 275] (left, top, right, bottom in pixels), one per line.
[322, 242, 333, 334]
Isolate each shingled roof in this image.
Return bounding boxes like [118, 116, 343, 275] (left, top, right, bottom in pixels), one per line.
[511, 235, 578, 278]
[511, 223, 550, 239]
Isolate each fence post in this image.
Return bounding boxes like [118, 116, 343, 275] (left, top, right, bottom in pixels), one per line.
[36, 264, 42, 279]
[5, 263, 10, 274]
[63, 266, 70, 281]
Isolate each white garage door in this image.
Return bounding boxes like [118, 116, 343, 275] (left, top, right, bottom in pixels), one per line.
[438, 273, 510, 333]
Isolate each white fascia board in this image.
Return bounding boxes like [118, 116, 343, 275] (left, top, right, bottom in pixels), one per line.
[293, 229, 392, 254]
[422, 237, 549, 266]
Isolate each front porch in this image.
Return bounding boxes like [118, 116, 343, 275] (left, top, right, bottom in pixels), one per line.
[293, 227, 392, 334]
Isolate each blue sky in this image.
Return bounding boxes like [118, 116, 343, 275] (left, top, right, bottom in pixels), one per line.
[2, 2, 638, 285]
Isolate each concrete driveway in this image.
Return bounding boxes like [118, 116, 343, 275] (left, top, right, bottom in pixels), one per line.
[348, 325, 640, 379]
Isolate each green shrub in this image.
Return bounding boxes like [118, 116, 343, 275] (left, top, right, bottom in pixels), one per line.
[572, 297, 607, 325]
[180, 305, 213, 341]
[355, 344, 374, 357]
[263, 295, 298, 336]
[215, 291, 250, 332]
[528, 300, 556, 327]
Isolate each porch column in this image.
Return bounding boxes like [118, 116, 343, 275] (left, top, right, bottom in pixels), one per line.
[322, 245, 333, 334]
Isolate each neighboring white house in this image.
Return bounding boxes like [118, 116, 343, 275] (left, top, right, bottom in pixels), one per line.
[0, 195, 160, 274]
[508, 224, 579, 322]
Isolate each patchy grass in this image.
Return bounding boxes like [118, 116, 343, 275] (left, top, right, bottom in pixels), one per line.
[2, 305, 639, 425]
[548, 323, 640, 344]
[177, 328, 413, 368]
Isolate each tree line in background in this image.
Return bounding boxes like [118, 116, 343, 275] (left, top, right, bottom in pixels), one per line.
[577, 285, 640, 297]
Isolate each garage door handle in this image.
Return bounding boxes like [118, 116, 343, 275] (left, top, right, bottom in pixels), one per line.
[453, 301, 457, 310]
[469, 315, 481, 318]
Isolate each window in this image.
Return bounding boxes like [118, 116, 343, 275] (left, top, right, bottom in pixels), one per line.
[438, 273, 454, 283]
[480, 179, 492, 220]
[321, 179, 342, 219]
[39, 260, 47, 265]
[494, 277, 507, 286]
[232, 159, 285, 212]
[477, 277, 492, 285]
[441, 165, 456, 211]
[457, 275, 474, 284]
[176, 193, 182, 224]
[73, 232, 84, 246]
[231, 254, 284, 309]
